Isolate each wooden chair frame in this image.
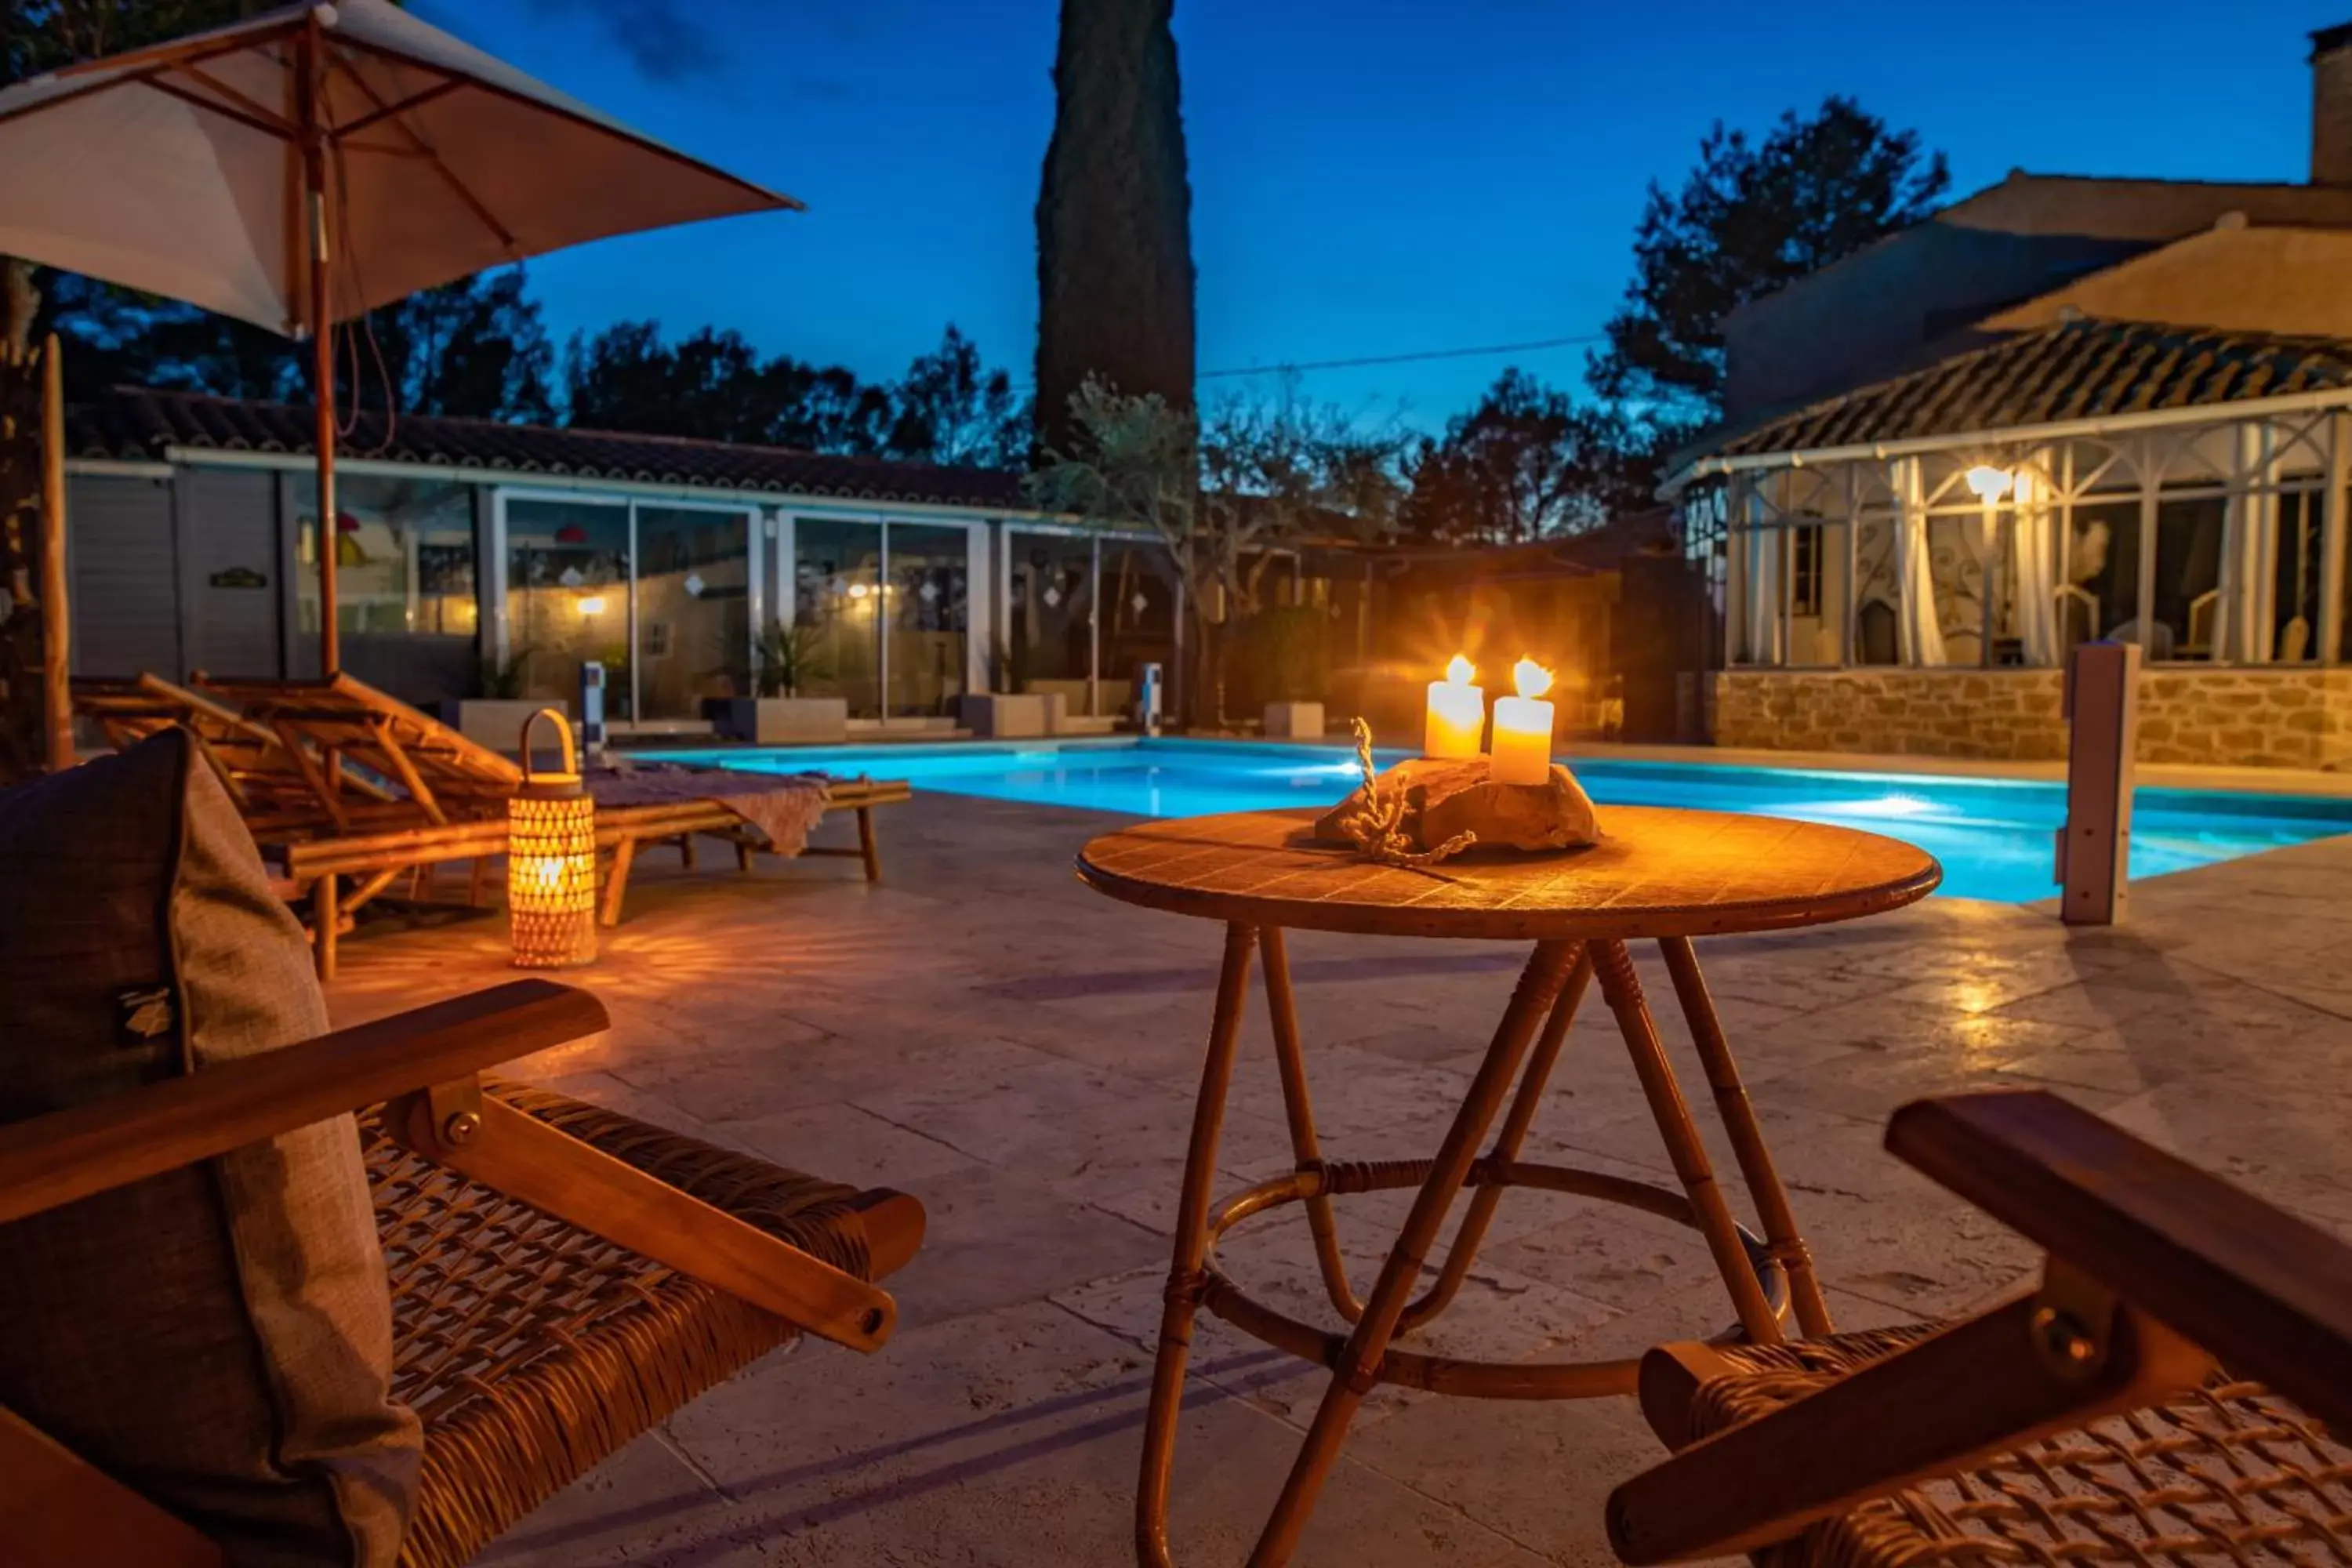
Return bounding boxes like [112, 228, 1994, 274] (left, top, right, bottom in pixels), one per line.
[0, 981, 913, 1568]
[1606, 1089, 2352, 1564]
[71, 673, 408, 838]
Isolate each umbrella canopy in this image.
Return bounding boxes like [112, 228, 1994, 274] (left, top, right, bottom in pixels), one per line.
[0, 0, 797, 670]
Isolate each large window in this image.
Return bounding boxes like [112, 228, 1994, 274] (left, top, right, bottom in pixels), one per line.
[1008, 530, 1094, 706]
[636, 504, 752, 719]
[885, 522, 969, 717]
[792, 517, 883, 718]
[505, 497, 630, 712]
[293, 474, 477, 702]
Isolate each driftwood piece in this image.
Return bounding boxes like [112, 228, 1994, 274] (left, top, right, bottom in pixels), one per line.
[1315, 756, 1602, 855]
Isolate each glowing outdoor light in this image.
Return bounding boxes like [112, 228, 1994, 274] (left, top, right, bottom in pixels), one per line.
[508, 707, 597, 969]
[1490, 659, 1556, 786]
[576, 593, 608, 617]
[1964, 464, 2014, 503]
[1423, 654, 1483, 759]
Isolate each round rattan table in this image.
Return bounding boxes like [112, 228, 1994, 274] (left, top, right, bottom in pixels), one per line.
[1076, 804, 1942, 1568]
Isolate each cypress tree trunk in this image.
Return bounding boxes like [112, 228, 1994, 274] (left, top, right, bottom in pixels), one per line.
[1033, 0, 1196, 454]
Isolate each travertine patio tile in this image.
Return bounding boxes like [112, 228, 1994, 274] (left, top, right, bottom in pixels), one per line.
[304, 789, 2352, 1565]
[880, 1161, 1168, 1333]
[659, 1299, 1533, 1566]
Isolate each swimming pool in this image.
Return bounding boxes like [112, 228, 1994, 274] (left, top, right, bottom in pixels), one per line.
[642, 738, 2352, 903]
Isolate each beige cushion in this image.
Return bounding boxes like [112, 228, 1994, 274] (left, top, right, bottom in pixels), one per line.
[0, 730, 419, 1566]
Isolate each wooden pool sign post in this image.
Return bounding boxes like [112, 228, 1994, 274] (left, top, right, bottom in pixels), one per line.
[2056, 640, 2140, 926]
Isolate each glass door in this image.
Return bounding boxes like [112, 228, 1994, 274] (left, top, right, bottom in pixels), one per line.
[635, 503, 753, 720]
[792, 517, 883, 718]
[884, 521, 970, 717]
[503, 496, 630, 713]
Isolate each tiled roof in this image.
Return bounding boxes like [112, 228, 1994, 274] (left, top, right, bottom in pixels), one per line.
[65, 385, 1036, 511]
[1701, 318, 2352, 466]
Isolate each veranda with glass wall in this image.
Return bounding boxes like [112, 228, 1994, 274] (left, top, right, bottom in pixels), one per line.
[1676, 401, 2352, 768]
[1698, 405, 2352, 673]
[70, 447, 1173, 731]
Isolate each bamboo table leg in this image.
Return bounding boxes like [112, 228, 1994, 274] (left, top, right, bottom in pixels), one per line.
[1657, 935, 1835, 1338]
[1138, 922, 1259, 1568]
[1245, 939, 1581, 1567]
[1398, 947, 1592, 1334]
[1588, 939, 1782, 1345]
[1260, 927, 1362, 1323]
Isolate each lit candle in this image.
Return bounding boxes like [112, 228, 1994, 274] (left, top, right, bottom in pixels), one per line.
[1490, 659, 1555, 786]
[1424, 654, 1484, 759]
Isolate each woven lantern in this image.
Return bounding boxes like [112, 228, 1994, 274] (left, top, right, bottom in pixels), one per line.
[509, 707, 597, 968]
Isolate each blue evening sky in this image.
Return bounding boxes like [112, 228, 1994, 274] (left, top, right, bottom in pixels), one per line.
[416, 0, 2346, 432]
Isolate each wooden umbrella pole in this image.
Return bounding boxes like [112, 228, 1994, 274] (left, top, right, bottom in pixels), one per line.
[299, 16, 338, 676]
[38, 334, 70, 771]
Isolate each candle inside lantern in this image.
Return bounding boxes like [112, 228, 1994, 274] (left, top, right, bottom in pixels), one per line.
[1423, 654, 1484, 759]
[1490, 659, 1555, 786]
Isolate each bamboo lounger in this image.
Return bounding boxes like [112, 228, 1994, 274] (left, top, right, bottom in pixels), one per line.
[165, 674, 907, 975]
[0, 980, 927, 1568]
[71, 673, 412, 839]
[285, 777, 911, 977]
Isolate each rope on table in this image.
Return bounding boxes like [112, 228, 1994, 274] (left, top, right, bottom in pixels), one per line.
[1331, 717, 1477, 869]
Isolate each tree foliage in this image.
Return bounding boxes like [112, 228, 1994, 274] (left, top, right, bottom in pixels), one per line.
[1402, 368, 1650, 545]
[1027, 378, 1399, 723]
[1033, 0, 1195, 452]
[1587, 96, 1950, 425]
[887, 325, 1029, 469]
[561, 320, 1025, 464]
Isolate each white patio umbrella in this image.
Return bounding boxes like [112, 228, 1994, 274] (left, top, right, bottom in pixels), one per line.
[0, 0, 797, 674]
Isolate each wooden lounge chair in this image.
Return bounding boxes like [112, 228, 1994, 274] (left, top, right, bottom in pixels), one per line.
[194, 671, 526, 826]
[285, 776, 913, 977]
[1606, 1089, 2352, 1568]
[185, 675, 911, 975]
[0, 980, 925, 1568]
[71, 673, 412, 839]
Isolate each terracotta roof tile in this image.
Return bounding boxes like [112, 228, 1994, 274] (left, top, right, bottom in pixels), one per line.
[66, 385, 1036, 511]
[1706, 318, 2352, 463]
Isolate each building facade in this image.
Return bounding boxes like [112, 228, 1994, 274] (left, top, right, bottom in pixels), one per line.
[61, 387, 1177, 731]
[1667, 20, 2352, 769]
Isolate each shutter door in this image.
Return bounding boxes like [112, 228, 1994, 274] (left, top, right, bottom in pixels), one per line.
[68, 473, 178, 679]
[181, 468, 281, 680]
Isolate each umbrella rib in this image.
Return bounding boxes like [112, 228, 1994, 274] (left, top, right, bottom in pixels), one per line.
[325, 47, 517, 254]
[143, 72, 289, 142]
[171, 60, 297, 138]
[336, 76, 463, 138]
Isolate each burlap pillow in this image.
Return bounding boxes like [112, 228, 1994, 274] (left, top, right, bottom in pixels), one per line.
[0, 730, 420, 1566]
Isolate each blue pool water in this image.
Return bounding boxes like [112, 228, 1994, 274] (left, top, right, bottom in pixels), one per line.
[643, 738, 2352, 904]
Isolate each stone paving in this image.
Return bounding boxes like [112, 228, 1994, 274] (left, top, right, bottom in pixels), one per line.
[323, 792, 2352, 1566]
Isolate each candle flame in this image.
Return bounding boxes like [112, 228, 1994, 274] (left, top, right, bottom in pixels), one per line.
[1444, 654, 1475, 685]
[1513, 659, 1553, 699]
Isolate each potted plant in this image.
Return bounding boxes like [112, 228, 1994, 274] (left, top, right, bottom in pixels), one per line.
[720, 622, 848, 743]
[442, 644, 554, 750]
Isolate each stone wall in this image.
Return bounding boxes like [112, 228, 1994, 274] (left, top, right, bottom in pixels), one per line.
[1715, 668, 2352, 770]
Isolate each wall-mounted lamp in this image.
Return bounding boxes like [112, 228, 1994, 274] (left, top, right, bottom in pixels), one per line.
[1964, 464, 2014, 503]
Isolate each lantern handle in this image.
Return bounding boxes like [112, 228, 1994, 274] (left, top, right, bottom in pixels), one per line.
[519, 706, 578, 784]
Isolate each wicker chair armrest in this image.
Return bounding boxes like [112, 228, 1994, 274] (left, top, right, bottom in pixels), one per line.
[0, 982, 606, 1227]
[485, 1080, 926, 1281]
[1889, 1090, 2352, 1432]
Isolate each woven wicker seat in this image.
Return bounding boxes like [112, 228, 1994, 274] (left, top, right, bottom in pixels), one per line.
[1606, 1091, 2352, 1568]
[1, 982, 924, 1568]
[1673, 1327, 2352, 1568]
[371, 1081, 884, 1568]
